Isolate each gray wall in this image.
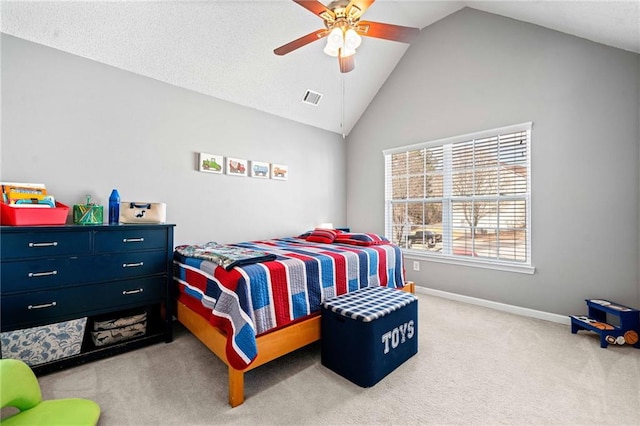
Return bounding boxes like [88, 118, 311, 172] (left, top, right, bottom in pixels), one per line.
[346, 8, 640, 314]
[1, 34, 346, 246]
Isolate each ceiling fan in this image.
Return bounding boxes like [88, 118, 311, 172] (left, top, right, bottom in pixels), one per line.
[274, 0, 420, 73]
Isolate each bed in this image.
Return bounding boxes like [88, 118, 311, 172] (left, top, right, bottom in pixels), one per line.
[172, 233, 413, 407]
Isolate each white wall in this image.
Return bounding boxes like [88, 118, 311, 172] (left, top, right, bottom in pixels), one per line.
[346, 8, 640, 314]
[1, 34, 346, 246]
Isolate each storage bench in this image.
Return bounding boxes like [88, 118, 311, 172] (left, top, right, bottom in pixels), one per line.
[321, 286, 418, 387]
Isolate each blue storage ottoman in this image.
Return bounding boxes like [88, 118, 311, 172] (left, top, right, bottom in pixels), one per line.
[321, 286, 418, 387]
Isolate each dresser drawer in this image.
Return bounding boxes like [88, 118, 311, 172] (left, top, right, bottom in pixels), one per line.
[1, 250, 167, 293]
[89, 275, 165, 311]
[93, 251, 168, 281]
[1, 276, 165, 330]
[94, 228, 168, 253]
[1, 257, 95, 293]
[0, 230, 91, 260]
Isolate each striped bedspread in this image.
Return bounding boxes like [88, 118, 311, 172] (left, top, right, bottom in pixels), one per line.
[173, 237, 404, 370]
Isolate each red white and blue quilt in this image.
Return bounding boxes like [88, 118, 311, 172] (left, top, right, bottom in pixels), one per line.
[173, 237, 405, 370]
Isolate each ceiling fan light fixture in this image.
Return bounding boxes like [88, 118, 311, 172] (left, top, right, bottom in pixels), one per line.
[339, 46, 356, 57]
[324, 26, 361, 58]
[344, 28, 361, 50]
[324, 27, 344, 56]
[323, 44, 340, 57]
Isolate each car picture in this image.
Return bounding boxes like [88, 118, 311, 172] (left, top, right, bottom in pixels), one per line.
[201, 158, 221, 171]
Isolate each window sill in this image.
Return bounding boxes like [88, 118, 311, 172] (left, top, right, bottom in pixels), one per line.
[403, 250, 535, 275]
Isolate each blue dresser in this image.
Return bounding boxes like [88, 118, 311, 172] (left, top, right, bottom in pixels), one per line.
[0, 224, 175, 374]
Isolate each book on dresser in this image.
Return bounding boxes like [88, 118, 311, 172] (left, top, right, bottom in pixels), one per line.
[0, 224, 175, 374]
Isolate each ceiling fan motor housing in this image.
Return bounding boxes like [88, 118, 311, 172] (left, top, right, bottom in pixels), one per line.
[323, 0, 364, 30]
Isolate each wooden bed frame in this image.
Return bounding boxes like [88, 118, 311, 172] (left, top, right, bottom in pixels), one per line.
[175, 281, 415, 407]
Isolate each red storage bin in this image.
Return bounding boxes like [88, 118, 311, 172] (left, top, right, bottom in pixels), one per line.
[0, 202, 70, 226]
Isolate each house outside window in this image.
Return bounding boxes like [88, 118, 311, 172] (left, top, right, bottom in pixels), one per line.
[383, 122, 533, 274]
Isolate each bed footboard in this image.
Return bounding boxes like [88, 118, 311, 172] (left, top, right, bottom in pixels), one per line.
[176, 281, 415, 407]
[176, 301, 321, 406]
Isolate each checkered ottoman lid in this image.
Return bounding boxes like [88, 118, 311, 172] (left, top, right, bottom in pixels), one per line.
[321, 286, 417, 322]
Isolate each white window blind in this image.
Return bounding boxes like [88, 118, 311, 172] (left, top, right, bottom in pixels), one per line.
[384, 123, 532, 270]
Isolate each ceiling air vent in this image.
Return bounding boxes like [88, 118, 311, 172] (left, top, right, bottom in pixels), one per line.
[302, 90, 323, 106]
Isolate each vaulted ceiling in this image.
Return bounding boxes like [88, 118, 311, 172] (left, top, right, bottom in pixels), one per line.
[2, 1, 638, 136]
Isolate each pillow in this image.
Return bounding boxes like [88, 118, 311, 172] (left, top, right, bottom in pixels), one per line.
[306, 228, 338, 244]
[334, 232, 389, 246]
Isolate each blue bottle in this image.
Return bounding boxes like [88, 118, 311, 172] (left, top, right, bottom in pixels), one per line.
[108, 189, 120, 225]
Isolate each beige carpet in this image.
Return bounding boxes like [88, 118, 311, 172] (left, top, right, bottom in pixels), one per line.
[36, 293, 640, 425]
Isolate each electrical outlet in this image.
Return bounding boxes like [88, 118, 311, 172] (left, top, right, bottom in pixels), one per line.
[412, 261, 420, 271]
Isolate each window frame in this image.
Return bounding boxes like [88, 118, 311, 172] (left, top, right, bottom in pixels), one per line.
[383, 122, 534, 275]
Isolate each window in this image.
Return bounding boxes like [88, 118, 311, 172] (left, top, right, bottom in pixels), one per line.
[384, 122, 532, 273]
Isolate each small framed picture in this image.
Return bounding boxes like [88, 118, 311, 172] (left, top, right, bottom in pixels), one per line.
[250, 161, 270, 179]
[226, 157, 248, 177]
[199, 153, 224, 174]
[271, 164, 288, 180]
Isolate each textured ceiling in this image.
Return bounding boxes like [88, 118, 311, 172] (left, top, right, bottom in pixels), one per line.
[2, 1, 639, 136]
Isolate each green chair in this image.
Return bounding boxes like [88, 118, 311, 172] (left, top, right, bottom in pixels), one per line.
[0, 359, 100, 426]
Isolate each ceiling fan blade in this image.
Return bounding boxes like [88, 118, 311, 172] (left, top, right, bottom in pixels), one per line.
[357, 20, 420, 43]
[345, 0, 375, 20]
[338, 54, 355, 73]
[293, 0, 335, 20]
[274, 29, 330, 56]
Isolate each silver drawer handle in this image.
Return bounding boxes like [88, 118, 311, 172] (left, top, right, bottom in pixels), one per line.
[28, 242, 58, 248]
[123, 238, 144, 243]
[122, 262, 144, 268]
[28, 302, 57, 310]
[122, 288, 143, 295]
[28, 270, 58, 278]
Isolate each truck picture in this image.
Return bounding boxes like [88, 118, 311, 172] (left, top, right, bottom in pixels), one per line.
[228, 160, 246, 174]
[273, 167, 287, 178]
[253, 164, 269, 177]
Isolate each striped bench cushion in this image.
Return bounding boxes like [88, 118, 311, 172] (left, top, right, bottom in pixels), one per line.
[321, 286, 417, 322]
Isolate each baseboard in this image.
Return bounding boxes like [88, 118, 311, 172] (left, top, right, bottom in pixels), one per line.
[415, 286, 571, 325]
